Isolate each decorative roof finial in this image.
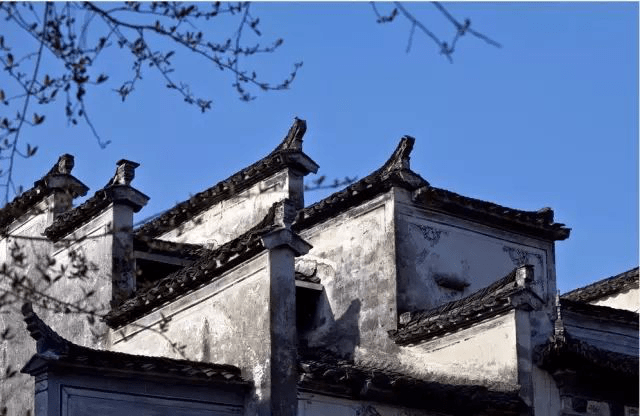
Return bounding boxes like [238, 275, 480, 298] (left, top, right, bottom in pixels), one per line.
[108, 159, 140, 187]
[381, 135, 415, 175]
[54, 154, 74, 175]
[275, 117, 307, 153]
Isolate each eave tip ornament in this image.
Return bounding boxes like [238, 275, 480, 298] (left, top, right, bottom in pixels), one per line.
[382, 135, 415, 174]
[276, 117, 307, 152]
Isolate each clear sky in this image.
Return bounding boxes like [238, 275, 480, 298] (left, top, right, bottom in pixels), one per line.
[4, 2, 638, 293]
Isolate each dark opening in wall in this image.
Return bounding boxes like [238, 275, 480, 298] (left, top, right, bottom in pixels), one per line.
[135, 258, 183, 291]
[296, 284, 322, 333]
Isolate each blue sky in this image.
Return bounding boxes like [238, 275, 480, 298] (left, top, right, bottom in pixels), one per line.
[5, 2, 638, 292]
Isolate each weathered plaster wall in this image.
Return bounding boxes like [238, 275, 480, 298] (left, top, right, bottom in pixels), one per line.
[592, 288, 639, 312]
[398, 311, 519, 389]
[394, 189, 555, 314]
[1, 200, 139, 416]
[160, 171, 292, 247]
[0, 205, 49, 416]
[111, 253, 272, 414]
[298, 192, 398, 362]
[298, 392, 439, 416]
[47, 207, 119, 346]
[531, 367, 562, 416]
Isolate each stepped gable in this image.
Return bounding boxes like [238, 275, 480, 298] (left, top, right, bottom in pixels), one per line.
[0, 154, 88, 232]
[294, 136, 426, 231]
[105, 200, 286, 328]
[294, 136, 569, 240]
[44, 159, 149, 241]
[562, 267, 639, 303]
[20, 303, 249, 385]
[136, 118, 318, 238]
[298, 348, 524, 414]
[390, 266, 539, 345]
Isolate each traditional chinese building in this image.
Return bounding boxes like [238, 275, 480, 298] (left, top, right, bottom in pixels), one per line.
[1, 119, 637, 415]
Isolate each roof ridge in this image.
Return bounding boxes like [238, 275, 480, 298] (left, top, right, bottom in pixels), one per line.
[294, 136, 427, 231]
[561, 267, 639, 303]
[136, 118, 318, 238]
[390, 267, 533, 345]
[403, 267, 519, 324]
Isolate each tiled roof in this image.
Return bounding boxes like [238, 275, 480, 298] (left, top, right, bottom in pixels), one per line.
[44, 160, 149, 241]
[560, 298, 639, 327]
[20, 303, 249, 385]
[44, 188, 115, 240]
[390, 266, 539, 345]
[293, 136, 570, 241]
[562, 267, 639, 304]
[293, 136, 425, 232]
[298, 348, 524, 415]
[136, 118, 318, 238]
[416, 187, 570, 241]
[0, 154, 88, 232]
[105, 202, 283, 328]
[534, 332, 638, 378]
[133, 236, 209, 260]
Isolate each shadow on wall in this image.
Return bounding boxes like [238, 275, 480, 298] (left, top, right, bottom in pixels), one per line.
[299, 294, 361, 360]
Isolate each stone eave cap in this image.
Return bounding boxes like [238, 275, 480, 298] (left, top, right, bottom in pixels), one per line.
[561, 266, 639, 304]
[135, 117, 319, 238]
[0, 154, 88, 232]
[106, 199, 309, 328]
[293, 135, 569, 241]
[20, 303, 249, 385]
[390, 265, 540, 346]
[44, 159, 149, 241]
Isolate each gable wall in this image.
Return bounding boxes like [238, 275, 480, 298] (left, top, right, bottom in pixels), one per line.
[110, 252, 271, 414]
[1, 201, 116, 416]
[0, 206, 49, 416]
[298, 192, 398, 361]
[159, 170, 294, 248]
[398, 310, 519, 389]
[394, 188, 556, 314]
